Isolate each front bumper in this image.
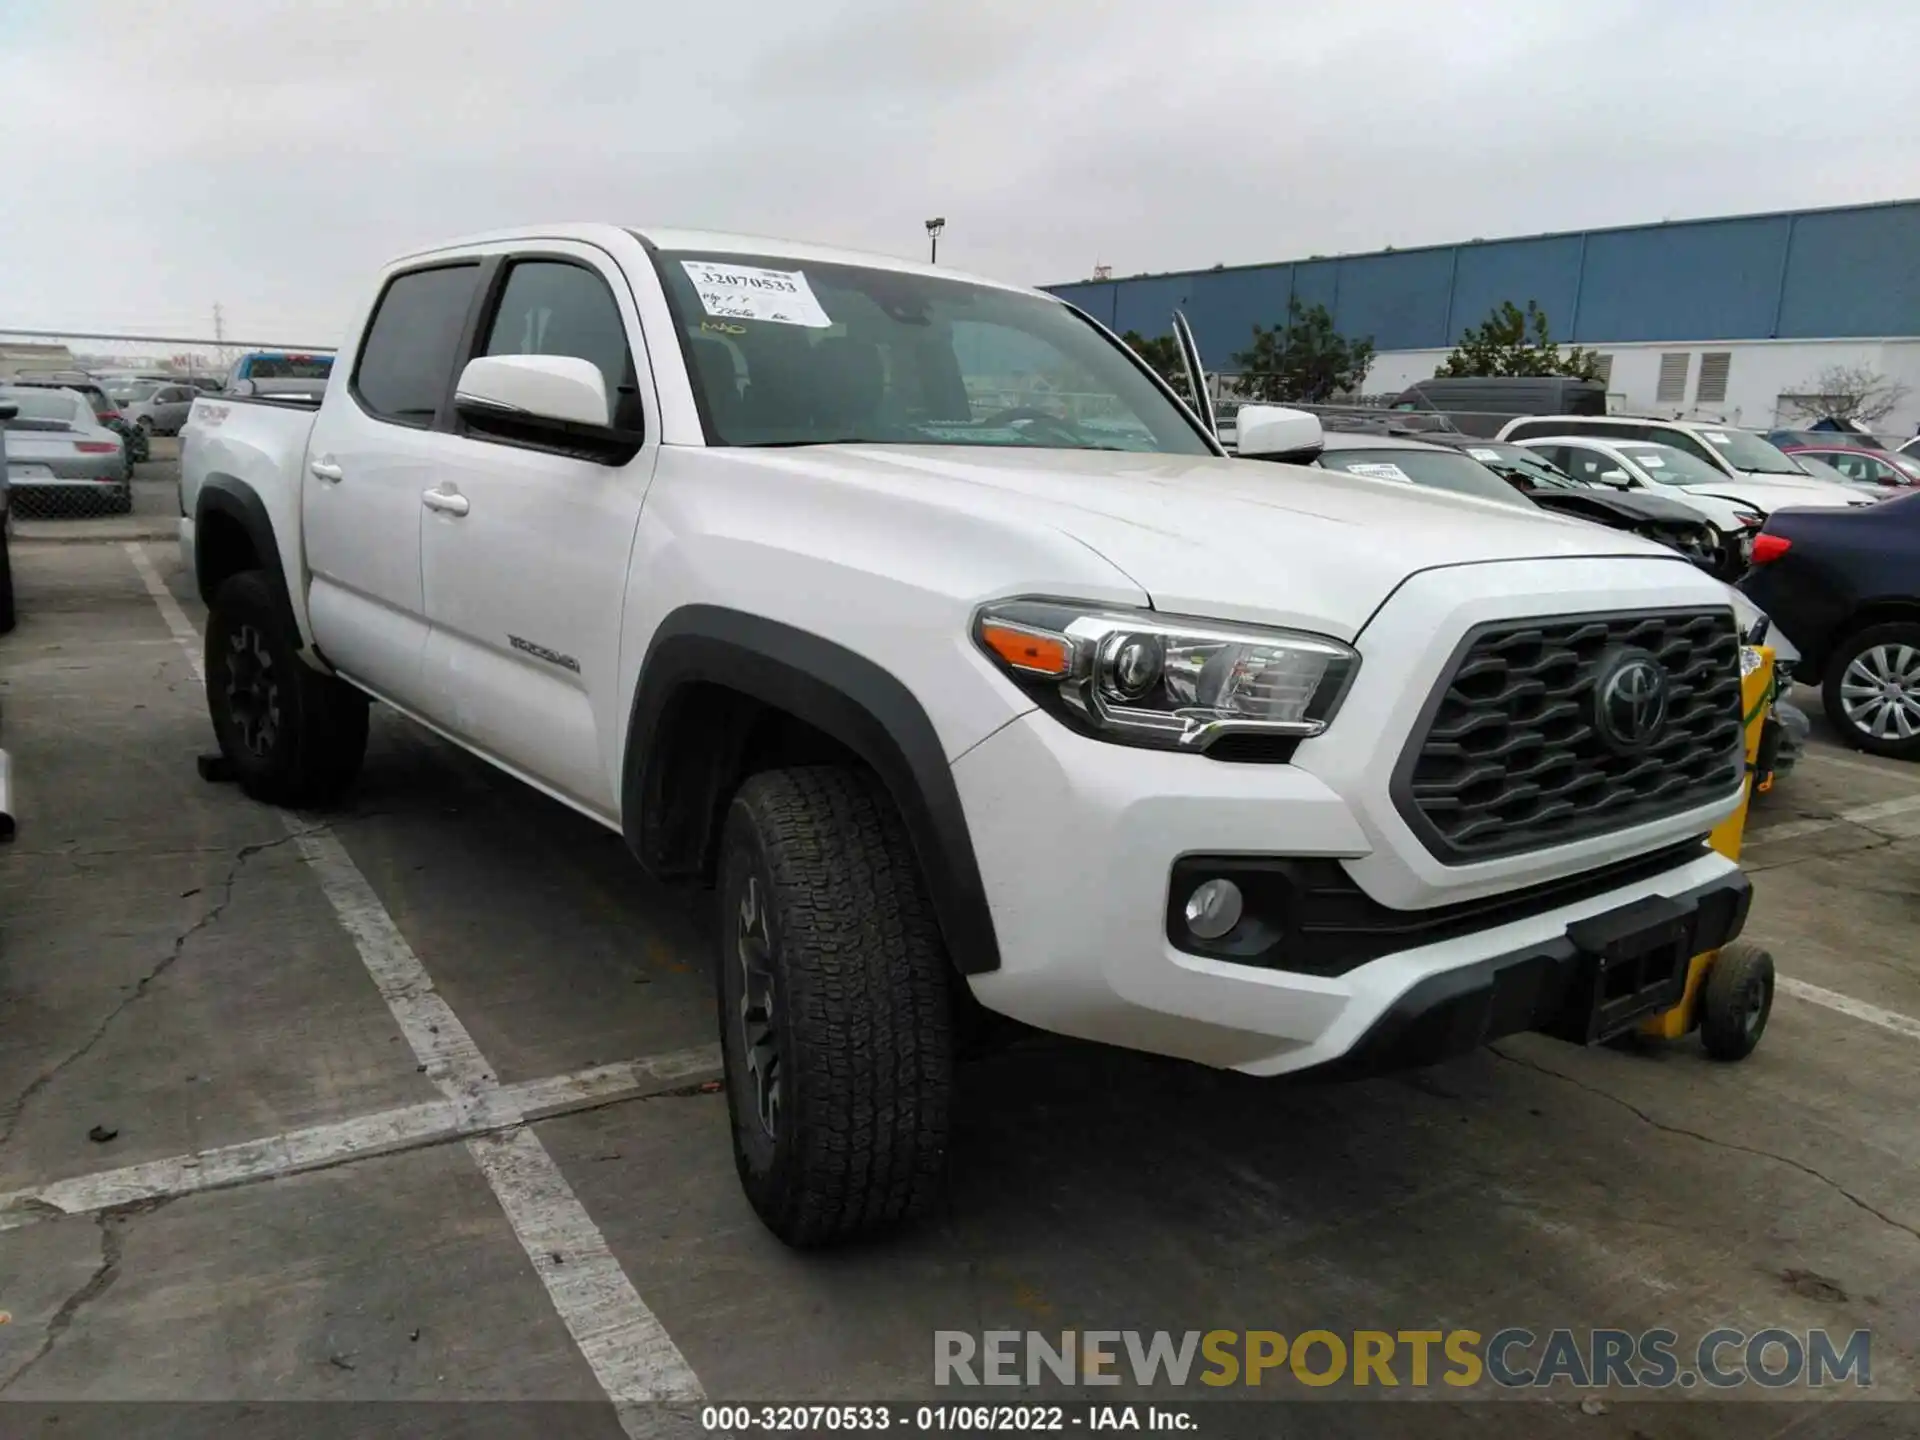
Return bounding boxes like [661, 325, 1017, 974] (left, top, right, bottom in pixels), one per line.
[953, 709, 1749, 1077]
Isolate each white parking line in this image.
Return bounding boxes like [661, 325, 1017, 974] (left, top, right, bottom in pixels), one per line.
[0, 1047, 719, 1233]
[1799, 747, 1920, 785]
[126, 544, 707, 1417]
[1779, 978, 1920, 1043]
[1744, 793, 1920, 846]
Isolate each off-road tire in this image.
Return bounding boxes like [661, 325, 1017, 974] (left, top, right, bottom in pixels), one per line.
[205, 569, 368, 808]
[1699, 940, 1774, 1062]
[716, 765, 953, 1247]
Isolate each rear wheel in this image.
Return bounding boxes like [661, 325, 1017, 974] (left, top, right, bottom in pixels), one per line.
[1821, 622, 1920, 760]
[716, 766, 953, 1247]
[205, 570, 368, 807]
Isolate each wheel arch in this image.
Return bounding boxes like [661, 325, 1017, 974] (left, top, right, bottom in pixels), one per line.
[194, 477, 293, 619]
[1821, 599, 1920, 673]
[621, 606, 1002, 975]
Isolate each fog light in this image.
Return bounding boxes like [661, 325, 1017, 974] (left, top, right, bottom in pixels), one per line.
[1183, 878, 1243, 940]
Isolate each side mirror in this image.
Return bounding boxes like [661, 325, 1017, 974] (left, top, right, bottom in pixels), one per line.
[455, 354, 610, 428]
[0, 403, 16, 422]
[1599, 469, 1632, 487]
[1234, 404, 1325, 462]
[227, 378, 256, 397]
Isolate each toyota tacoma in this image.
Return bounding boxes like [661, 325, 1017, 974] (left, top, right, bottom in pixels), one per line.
[180, 225, 1755, 1246]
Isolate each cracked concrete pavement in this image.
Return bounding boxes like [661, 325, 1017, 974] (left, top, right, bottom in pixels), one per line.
[0, 537, 1917, 1425]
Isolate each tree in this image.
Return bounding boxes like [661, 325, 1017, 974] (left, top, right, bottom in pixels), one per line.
[1229, 298, 1375, 404]
[1121, 330, 1193, 401]
[1781, 365, 1911, 428]
[1435, 300, 1604, 380]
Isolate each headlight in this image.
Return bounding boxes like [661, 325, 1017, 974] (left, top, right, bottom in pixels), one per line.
[973, 599, 1359, 753]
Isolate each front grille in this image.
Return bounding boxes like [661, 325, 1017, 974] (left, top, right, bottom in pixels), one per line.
[1395, 609, 1745, 861]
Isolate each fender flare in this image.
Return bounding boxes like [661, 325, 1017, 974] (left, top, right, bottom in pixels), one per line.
[193, 476, 294, 618]
[622, 605, 1002, 975]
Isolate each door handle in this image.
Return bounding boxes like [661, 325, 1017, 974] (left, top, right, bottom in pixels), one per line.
[309, 459, 343, 482]
[422, 488, 470, 517]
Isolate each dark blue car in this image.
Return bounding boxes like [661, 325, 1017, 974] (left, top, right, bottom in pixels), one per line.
[1738, 491, 1920, 759]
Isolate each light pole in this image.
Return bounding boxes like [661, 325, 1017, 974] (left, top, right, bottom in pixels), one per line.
[925, 217, 945, 264]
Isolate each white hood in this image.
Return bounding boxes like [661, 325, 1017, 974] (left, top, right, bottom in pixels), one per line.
[1679, 474, 1868, 515]
[717, 445, 1704, 639]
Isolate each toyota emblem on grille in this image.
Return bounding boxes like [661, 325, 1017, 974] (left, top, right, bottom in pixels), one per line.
[1596, 650, 1669, 751]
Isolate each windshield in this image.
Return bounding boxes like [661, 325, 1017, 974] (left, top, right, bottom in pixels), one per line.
[1460, 443, 1583, 491]
[1317, 445, 1532, 507]
[1693, 427, 1805, 474]
[1790, 455, 1865, 487]
[244, 355, 333, 380]
[111, 383, 160, 402]
[0, 390, 84, 424]
[649, 250, 1210, 453]
[1613, 442, 1733, 487]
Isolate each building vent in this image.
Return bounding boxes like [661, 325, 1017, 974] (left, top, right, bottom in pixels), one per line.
[1656, 353, 1692, 405]
[1591, 354, 1614, 387]
[1697, 352, 1732, 404]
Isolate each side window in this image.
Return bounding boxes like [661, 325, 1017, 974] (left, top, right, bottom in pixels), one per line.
[1559, 446, 1603, 482]
[481, 260, 636, 425]
[1655, 430, 1722, 468]
[353, 263, 483, 426]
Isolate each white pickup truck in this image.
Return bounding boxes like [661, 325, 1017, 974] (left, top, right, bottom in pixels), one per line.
[181, 225, 1757, 1246]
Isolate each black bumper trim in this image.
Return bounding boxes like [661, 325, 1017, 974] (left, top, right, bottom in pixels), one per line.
[1307, 865, 1751, 1081]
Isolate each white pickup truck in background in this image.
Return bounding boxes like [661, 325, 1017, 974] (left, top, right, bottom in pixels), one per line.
[180, 225, 1758, 1246]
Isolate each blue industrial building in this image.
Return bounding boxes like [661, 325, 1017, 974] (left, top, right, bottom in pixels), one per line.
[1044, 200, 1920, 432]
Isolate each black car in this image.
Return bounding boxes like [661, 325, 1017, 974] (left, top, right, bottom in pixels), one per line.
[1307, 429, 1721, 572]
[1414, 434, 1722, 571]
[1737, 491, 1920, 760]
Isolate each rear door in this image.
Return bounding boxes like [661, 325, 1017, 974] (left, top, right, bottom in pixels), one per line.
[415, 244, 660, 817]
[154, 386, 194, 432]
[301, 260, 484, 703]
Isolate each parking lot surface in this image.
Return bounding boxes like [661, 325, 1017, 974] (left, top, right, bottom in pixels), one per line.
[2, 519, 1918, 1433]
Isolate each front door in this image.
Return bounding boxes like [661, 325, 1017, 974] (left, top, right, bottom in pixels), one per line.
[417, 247, 659, 818]
[302, 260, 485, 702]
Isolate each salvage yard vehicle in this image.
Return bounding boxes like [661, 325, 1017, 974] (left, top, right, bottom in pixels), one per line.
[1499, 414, 1875, 505]
[182, 224, 1761, 1247]
[0, 385, 132, 514]
[1738, 491, 1920, 760]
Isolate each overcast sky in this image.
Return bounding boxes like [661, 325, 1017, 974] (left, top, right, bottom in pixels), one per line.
[2, 0, 1914, 346]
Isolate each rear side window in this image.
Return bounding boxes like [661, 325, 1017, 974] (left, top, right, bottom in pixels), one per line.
[482, 260, 635, 404]
[353, 263, 482, 425]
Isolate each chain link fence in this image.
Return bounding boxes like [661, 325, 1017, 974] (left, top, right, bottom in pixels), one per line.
[3, 327, 331, 527]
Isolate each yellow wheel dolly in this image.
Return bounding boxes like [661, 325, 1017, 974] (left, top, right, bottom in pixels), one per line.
[1633, 643, 1784, 1061]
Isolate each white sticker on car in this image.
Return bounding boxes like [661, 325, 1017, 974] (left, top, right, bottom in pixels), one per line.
[1639, 453, 1665, 466]
[1468, 448, 1503, 461]
[1704, 431, 1731, 443]
[1344, 462, 1414, 483]
[680, 260, 831, 328]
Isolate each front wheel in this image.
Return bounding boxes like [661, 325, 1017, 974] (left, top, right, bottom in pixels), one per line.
[1821, 622, 1920, 760]
[716, 766, 954, 1247]
[1699, 941, 1774, 1062]
[205, 570, 369, 807]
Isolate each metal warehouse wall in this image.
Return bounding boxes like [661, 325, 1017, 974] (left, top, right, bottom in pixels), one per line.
[1047, 201, 1920, 370]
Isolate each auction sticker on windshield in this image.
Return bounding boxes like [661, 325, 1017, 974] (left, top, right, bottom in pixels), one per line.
[1468, 448, 1503, 461]
[1345, 462, 1414, 483]
[682, 261, 831, 328]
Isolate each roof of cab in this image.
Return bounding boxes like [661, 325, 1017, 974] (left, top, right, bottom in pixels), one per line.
[385, 222, 1048, 301]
